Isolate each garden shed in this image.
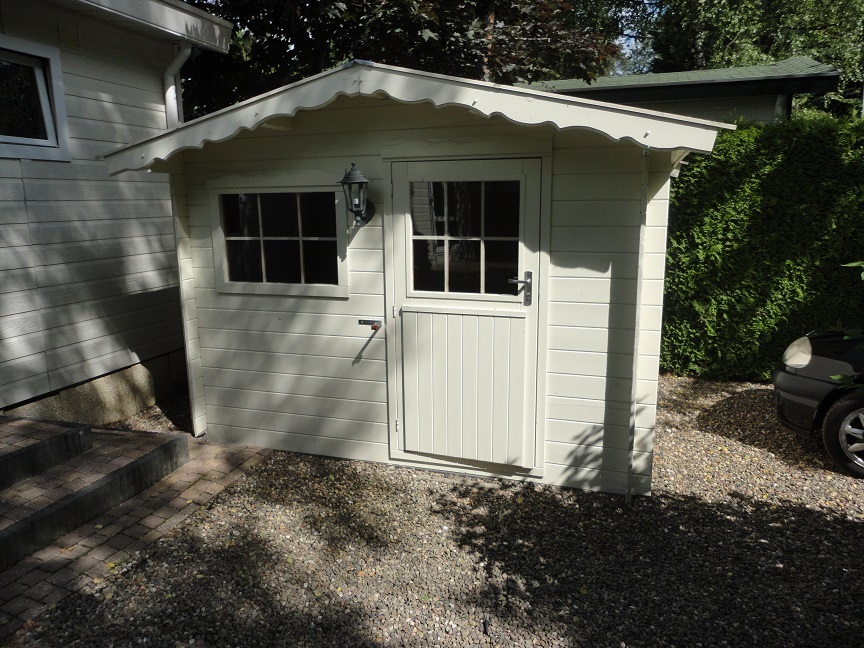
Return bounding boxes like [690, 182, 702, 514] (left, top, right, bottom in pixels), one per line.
[105, 61, 728, 495]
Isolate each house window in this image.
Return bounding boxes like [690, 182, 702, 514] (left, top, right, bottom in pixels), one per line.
[0, 36, 69, 161]
[215, 188, 348, 298]
[410, 180, 520, 295]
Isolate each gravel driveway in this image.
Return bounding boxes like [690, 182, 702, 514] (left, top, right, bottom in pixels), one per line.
[11, 377, 864, 647]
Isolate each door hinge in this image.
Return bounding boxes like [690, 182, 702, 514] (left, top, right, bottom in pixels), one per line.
[395, 419, 399, 432]
[393, 305, 398, 318]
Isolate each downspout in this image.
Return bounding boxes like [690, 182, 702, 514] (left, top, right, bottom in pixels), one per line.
[624, 149, 651, 505]
[164, 44, 191, 129]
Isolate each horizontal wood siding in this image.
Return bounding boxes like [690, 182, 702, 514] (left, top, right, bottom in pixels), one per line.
[545, 133, 671, 494]
[0, 1, 181, 407]
[172, 97, 673, 492]
[183, 99, 554, 459]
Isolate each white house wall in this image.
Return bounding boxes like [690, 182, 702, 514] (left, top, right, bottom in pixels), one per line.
[174, 95, 671, 493]
[0, 1, 183, 406]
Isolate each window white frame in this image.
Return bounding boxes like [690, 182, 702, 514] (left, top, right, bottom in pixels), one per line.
[0, 35, 70, 161]
[210, 181, 350, 299]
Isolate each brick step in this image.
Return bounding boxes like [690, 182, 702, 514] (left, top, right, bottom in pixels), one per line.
[0, 425, 189, 571]
[0, 419, 93, 490]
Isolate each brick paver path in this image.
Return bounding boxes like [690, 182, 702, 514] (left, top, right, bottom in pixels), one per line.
[0, 432, 272, 642]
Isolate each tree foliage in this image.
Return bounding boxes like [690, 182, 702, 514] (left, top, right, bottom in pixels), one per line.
[662, 113, 864, 379]
[645, 0, 864, 115]
[182, 0, 624, 119]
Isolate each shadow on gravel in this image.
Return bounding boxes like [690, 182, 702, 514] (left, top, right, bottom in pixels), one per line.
[433, 482, 863, 647]
[20, 532, 380, 648]
[695, 388, 832, 473]
[16, 451, 864, 647]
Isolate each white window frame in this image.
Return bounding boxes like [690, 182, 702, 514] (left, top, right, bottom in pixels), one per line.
[0, 35, 70, 161]
[210, 181, 350, 299]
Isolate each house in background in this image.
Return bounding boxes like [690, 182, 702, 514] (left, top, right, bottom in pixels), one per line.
[535, 57, 840, 124]
[0, 0, 230, 422]
[106, 61, 729, 494]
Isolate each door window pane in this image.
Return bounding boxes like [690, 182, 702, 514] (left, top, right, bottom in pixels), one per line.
[410, 180, 521, 296]
[414, 239, 446, 292]
[447, 182, 481, 237]
[449, 240, 481, 293]
[485, 241, 519, 295]
[484, 181, 520, 237]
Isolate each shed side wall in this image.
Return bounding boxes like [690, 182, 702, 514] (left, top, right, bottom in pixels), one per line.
[545, 129, 672, 494]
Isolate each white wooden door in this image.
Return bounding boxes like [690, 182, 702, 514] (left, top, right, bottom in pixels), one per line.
[391, 159, 541, 469]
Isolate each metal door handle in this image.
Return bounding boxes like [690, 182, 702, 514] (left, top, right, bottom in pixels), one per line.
[508, 271, 532, 305]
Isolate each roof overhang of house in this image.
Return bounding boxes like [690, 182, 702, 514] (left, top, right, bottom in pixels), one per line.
[104, 60, 733, 175]
[539, 57, 841, 103]
[54, 0, 232, 52]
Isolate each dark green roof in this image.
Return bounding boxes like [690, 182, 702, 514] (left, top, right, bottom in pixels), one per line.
[533, 57, 839, 96]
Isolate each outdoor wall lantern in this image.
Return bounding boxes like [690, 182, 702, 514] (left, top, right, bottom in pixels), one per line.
[340, 163, 375, 225]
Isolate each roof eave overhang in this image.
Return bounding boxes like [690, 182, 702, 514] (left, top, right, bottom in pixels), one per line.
[69, 0, 232, 52]
[105, 61, 732, 175]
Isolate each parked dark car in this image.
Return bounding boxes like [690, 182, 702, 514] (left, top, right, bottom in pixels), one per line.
[772, 328, 864, 477]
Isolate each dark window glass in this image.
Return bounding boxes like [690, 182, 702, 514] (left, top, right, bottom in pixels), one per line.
[260, 193, 298, 237]
[300, 192, 336, 237]
[222, 191, 339, 286]
[431, 182, 446, 236]
[410, 182, 439, 237]
[409, 179, 521, 296]
[263, 241, 300, 283]
[484, 181, 520, 237]
[0, 59, 48, 140]
[226, 240, 262, 282]
[449, 240, 481, 293]
[222, 194, 260, 237]
[485, 241, 519, 295]
[303, 240, 339, 284]
[447, 182, 481, 237]
[414, 239, 445, 292]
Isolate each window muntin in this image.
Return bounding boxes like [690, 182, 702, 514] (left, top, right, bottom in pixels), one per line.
[410, 180, 520, 296]
[220, 191, 339, 286]
[0, 49, 57, 146]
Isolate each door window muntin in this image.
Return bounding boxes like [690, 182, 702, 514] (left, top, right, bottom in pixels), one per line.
[408, 178, 524, 303]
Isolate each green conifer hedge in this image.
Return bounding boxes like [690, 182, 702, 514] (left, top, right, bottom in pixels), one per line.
[662, 112, 864, 379]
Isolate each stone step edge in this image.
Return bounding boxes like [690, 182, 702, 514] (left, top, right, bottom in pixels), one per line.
[0, 422, 93, 491]
[0, 432, 190, 572]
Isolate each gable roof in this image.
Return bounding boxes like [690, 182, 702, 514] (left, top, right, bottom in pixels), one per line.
[105, 60, 731, 175]
[54, 0, 232, 52]
[533, 57, 840, 102]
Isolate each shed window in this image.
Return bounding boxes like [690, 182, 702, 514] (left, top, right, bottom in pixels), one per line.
[220, 191, 340, 286]
[0, 36, 69, 161]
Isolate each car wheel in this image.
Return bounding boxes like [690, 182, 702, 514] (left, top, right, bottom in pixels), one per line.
[822, 392, 864, 478]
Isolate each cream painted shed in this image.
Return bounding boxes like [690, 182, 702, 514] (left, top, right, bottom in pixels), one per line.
[105, 61, 728, 495]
